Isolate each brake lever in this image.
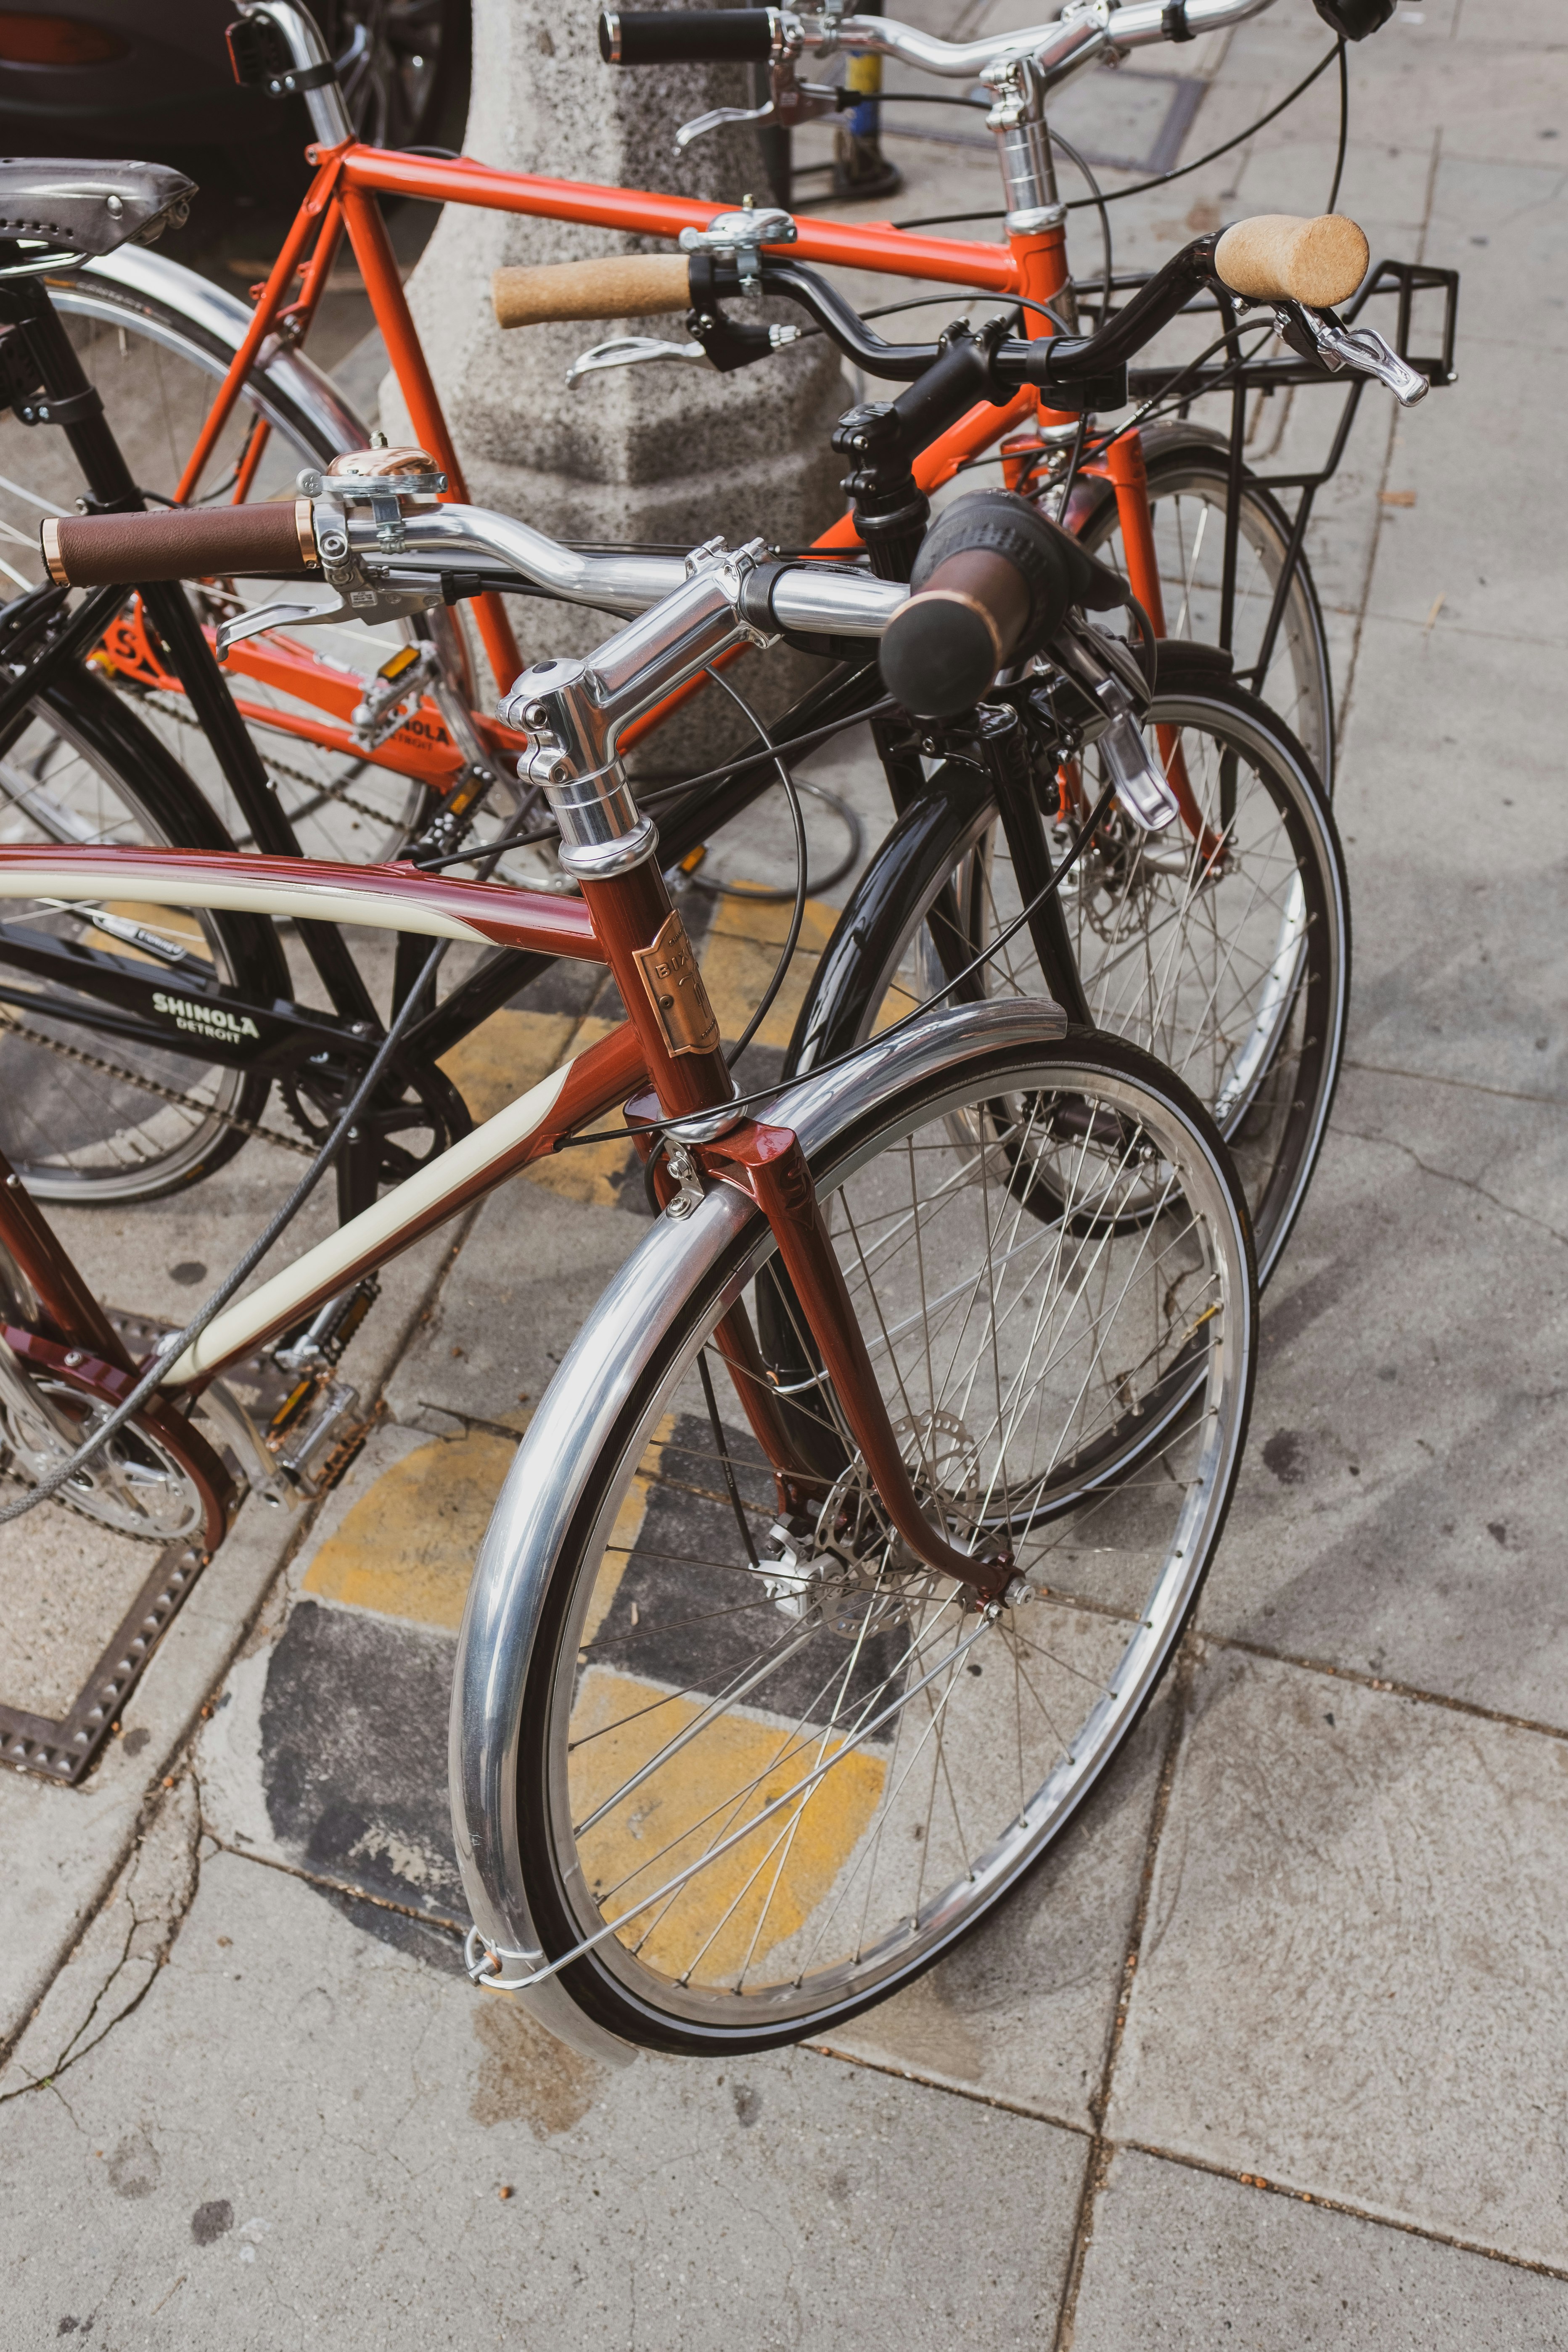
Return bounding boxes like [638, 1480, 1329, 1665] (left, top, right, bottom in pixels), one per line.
[1276, 304, 1429, 407]
[214, 577, 444, 659]
[1045, 616, 1181, 834]
[566, 334, 709, 389]
[675, 64, 841, 151]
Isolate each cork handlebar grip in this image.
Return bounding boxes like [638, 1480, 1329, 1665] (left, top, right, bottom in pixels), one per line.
[1213, 214, 1370, 309]
[42, 500, 317, 588]
[492, 253, 693, 329]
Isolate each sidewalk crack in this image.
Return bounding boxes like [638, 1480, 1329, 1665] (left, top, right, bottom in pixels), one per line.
[1335, 1123, 1568, 1249]
[0, 1773, 202, 2106]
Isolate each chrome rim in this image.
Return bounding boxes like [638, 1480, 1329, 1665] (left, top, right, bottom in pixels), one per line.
[916, 694, 1336, 1272]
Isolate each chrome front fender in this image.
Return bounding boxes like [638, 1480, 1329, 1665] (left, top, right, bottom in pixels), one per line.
[447, 1000, 1067, 2056]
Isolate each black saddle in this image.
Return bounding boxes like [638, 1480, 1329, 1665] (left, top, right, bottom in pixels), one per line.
[0, 161, 195, 261]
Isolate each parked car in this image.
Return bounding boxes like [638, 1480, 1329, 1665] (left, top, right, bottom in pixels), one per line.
[0, 0, 468, 164]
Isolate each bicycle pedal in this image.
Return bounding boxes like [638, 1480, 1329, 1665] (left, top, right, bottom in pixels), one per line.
[270, 1378, 364, 1495]
[106, 1309, 295, 1512]
[351, 643, 440, 751]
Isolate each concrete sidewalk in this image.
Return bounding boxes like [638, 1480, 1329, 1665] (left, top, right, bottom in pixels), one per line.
[4, 2, 1567, 2343]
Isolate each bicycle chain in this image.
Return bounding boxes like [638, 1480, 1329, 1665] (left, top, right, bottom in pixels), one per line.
[0, 1003, 315, 1158]
[144, 690, 415, 833]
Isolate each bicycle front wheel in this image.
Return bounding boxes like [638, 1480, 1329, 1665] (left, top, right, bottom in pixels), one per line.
[1068, 422, 1335, 790]
[462, 1007, 1255, 2053]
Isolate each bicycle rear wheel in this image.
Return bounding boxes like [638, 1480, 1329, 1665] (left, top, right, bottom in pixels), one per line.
[457, 1007, 1255, 2053]
[0, 265, 447, 865]
[0, 669, 282, 1201]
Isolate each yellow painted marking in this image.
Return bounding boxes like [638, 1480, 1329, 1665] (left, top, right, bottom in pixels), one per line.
[303, 1429, 521, 1630]
[438, 1007, 578, 1124]
[523, 1016, 634, 1206]
[439, 1008, 634, 1206]
[570, 1668, 886, 1987]
[301, 1412, 674, 1638]
[699, 888, 838, 1053]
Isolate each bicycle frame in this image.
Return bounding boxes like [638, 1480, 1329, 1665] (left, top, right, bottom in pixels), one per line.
[0, 836, 1015, 1600]
[153, 138, 1173, 775]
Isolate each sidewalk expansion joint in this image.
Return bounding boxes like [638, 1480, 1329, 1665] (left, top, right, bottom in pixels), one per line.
[805, 2048, 1568, 2289]
[1116, 2135, 1568, 2286]
[1052, 1638, 1198, 2352]
[805, 2042, 1095, 2138]
[1206, 1632, 1568, 1749]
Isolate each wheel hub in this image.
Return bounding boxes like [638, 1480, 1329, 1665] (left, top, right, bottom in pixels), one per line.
[754, 1409, 983, 1638]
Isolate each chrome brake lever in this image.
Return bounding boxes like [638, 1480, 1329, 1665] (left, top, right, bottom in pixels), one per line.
[675, 70, 840, 151]
[566, 335, 709, 390]
[1046, 617, 1181, 834]
[214, 578, 444, 659]
[1281, 307, 1430, 407]
[215, 597, 342, 656]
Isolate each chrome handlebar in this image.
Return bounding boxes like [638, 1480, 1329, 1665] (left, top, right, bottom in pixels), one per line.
[213, 495, 907, 659]
[766, 0, 1273, 79]
[674, 0, 1277, 198]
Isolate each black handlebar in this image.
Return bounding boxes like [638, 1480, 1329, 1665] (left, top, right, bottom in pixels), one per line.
[696, 233, 1222, 410]
[599, 10, 777, 65]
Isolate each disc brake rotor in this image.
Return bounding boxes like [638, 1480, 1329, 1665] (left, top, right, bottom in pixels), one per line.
[757, 1409, 982, 1640]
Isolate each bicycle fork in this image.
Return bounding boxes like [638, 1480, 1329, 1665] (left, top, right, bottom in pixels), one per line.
[499, 557, 1015, 1604]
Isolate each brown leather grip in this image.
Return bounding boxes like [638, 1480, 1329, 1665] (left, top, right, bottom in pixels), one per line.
[42, 500, 317, 588]
[1214, 213, 1370, 308]
[879, 549, 1032, 720]
[491, 253, 692, 328]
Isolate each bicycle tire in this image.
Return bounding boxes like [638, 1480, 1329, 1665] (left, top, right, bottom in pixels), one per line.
[788, 649, 1350, 1288]
[452, 1003, 1256, 2053]
[0, 270, 451, 868]
[0, 666, 284, 1202]
[1066, 421, 1335, 791]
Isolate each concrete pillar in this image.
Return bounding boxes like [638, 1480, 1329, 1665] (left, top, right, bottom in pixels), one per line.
[381, 3, 850, 767]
